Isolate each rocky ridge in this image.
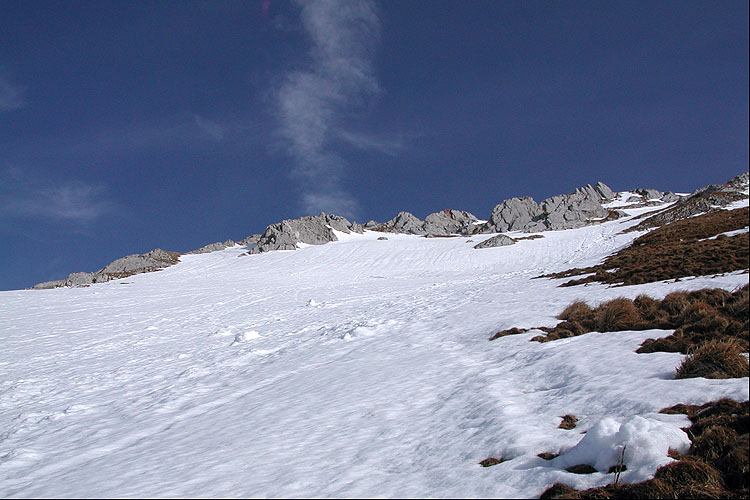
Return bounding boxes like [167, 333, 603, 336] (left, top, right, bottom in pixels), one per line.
[32, 174, 747, 289]
[32, 249, 181, 290]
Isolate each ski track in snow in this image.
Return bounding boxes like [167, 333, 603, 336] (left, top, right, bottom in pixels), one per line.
[1, 206, 748, 498]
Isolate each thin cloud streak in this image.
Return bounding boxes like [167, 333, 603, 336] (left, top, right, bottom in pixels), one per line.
[194, 114, 225, 141]
[276, 0, 380, 219]
[0, 166, 117, 223]
[0, 73, 26, 111]
[337, 130, 406, 156]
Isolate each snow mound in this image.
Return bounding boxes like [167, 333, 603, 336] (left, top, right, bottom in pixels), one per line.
[554, 413, 691, 481]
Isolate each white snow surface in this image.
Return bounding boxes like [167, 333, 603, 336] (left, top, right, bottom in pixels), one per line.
[1, 209, 748, 498]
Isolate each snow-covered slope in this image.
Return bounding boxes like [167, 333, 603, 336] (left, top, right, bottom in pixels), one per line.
[1, 203, 747, 498]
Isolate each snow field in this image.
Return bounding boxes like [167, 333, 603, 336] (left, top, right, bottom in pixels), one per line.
[1, 207, 748, 498]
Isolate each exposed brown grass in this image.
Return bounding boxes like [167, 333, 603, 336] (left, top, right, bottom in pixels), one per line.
[539, 399, 749, 499]
[558, 300, 594, 323]
[675, 339, 749, 379]
[565, 464, 598, 474]
[539, 483, 579, 499]
[489, 327, 528, 341]
[503, 286, 749, 351]
[594, 298, 644, 332]
[559, 415, 578, 430]
[479, 457, 505, 467]
[536, 206, 749, 287]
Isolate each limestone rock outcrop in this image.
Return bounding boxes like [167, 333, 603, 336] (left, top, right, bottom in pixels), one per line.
[423, 210, 479, 235]
[187, 240, 237, 255]
[484, 197, 540, 233]
[32, 248, 180, 289]
[477, 182, 618, 233]
[249, 213, 363, 254]
[368, 209, 479, 236]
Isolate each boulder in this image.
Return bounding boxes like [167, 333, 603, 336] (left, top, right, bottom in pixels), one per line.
[381, 212, 427, 235]
[473, 234, 516, 249]
[634, 188, 663, 200]
[661, 192, 681, 203]
[423, 209, 479, 236]
[238, 234, 261, 246]
[593, 181, 616, 200]
[99, 249, 181, 278]
[485, 197, 540, 233]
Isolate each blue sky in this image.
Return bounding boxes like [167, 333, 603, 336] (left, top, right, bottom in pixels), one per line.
[1, 0, 748, 290]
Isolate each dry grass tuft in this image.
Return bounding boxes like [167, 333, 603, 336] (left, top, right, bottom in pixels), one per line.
[594, 298, 643, 332]
[565, 464, 598, 474]
[514, 287, 748, 350]
[675, 339, 749, 379]
[489, 327, 528, 341]
[558, 300, 594, 323]
[653, 458, 725, 497]
[479, 457, 505, 467]
[559, 414, 578, 430]
[659, 291, 692, 317]
[539, 483, 580, 499]
[690, 426, 740, 462]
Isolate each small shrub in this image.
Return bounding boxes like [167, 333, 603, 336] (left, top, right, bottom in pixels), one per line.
[675, 339, 749, 379]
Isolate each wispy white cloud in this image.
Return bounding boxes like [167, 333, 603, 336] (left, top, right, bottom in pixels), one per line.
[275, 0, 381, 219]
[0, 72, 26, 111]
[336, 130, 406, 156]
[0, 165, 117, 223]
[194, 114, 225, 141]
